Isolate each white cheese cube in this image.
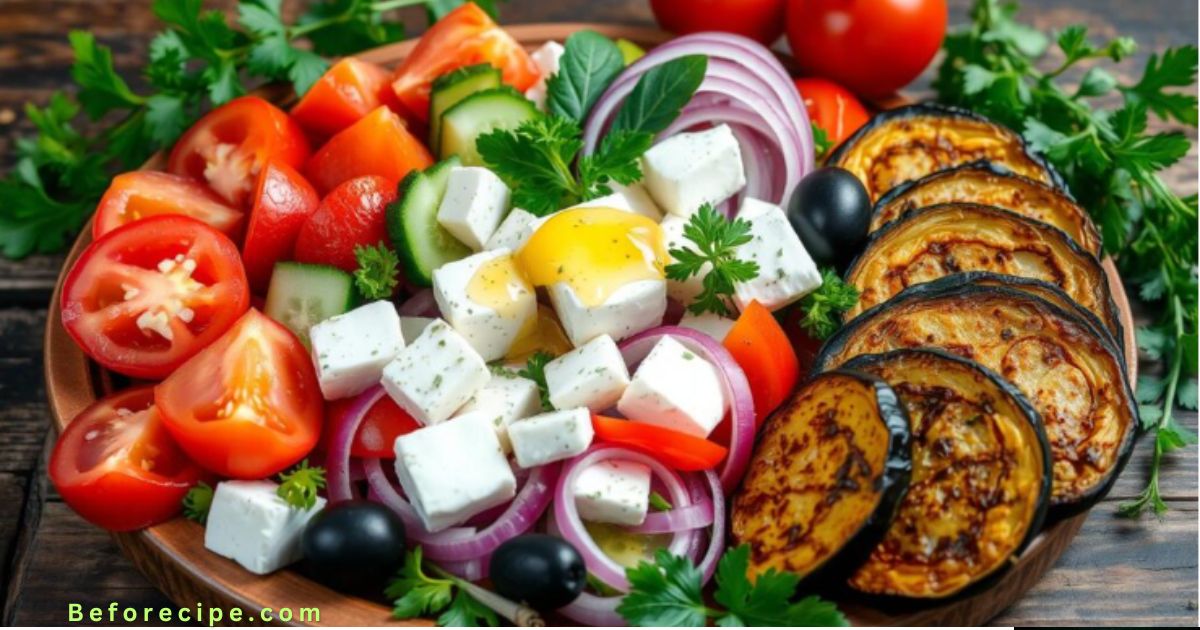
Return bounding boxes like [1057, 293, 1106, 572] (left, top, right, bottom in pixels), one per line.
[617, 336, 728, 437]
[508, 407, 594, 468]
[393, 412, 517, 532]
[642, 125, 746, 218]
[436, 167, 510, 251]
[204, 480, 325, 575]
[310, 300, 405, 400]
[545, 334, 631, 412]
[381, 319, 491, 425]
[659, 214, 706, 305]
[399, 316, 434, 342]
[484, 208, 539, 251]
[433, 249, 537, 362]
[548, 279, 667, 347]
[524, 41, 565, 110]
[733, 198, 822, 311]
[457, 374, 543, 452]
[572, 182, 663, 221]
[679, 311, 736, 342]
[573, 459, 652, 526]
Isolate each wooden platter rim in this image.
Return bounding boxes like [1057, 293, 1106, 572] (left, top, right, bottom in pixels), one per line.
[41, 22, 1138, 627]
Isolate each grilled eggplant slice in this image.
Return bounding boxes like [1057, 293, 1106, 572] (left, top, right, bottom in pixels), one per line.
[732, 371, 911, 583]
[815, 283, 1138, 512]
[872, 161, 1103, 255]
[827, 104, 1061, 202]
[839, 349, 1050, 600]
[843, 202, 1121, 337]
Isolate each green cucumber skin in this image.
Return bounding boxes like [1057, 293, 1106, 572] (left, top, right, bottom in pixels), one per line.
[387, 156, 470, 286]
[429, 64, 502, 154]
[438, 87, 540, 165]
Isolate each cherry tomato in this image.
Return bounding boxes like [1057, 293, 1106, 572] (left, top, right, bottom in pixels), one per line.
[291, 58, 400, 138]
[167, 96, 311, 208]
[293, 175, 398, 272]
[650, 0, 786, 45]
[49, 387, 205, 531]
[794, 77, 871, 149]
[61, 216, 250, 380]
[242, 160, 320, 294]
[592, 415, 728, 471]
[786, 0, 947, 98]
[93, 171, 244, 240]
[390, 3, 540, 122]
[304, 106, 433, 196]
[155, 309, 324, 479]
[326, 395, 421, 459]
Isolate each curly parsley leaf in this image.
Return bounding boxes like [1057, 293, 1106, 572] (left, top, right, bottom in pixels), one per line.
[354, 242, 402, 300]
[517, 350, 554, 411]
[182, 481, 214, 524]
[548, 30, 625, 122]
[578, 129, 654, 199]
[665, 204, 759, 317]
[798, 268, 859, 340]
[618, 548, 713, 627]
[276, 459, 327, 510]
[477, 114, 583, 216]
[387, 547, 497, 627]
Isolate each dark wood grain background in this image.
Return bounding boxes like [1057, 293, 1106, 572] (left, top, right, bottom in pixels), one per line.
[0, 0, 1196, 626]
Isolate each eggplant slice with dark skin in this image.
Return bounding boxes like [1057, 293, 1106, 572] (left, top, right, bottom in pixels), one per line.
[731, 371, 911, 584]
[842, 202, 1122, 338]
[838, 349, 1051, 600]
[814, 283, 1139, 514]
[826, 104, 1063, 203]
[871, 161, 1103, 256]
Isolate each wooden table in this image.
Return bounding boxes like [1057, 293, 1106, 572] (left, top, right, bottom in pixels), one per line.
[1, 0, 1196, 626]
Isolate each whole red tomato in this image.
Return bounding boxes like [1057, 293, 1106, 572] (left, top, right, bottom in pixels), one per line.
[786, 0, 947, 98]
[651, 0, 786, 45]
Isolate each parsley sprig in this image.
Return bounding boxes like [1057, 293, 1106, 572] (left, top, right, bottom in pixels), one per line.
[276, 459, 327, 510]
[182, 481, 214, 524]
[517, 350, 555, 411]
[664, 204, 759, 317]
[798, 268, 860, 340]
[387, 547, 499, 627]
[354, 242, 402, 300]
[935, 0, 1198, 517]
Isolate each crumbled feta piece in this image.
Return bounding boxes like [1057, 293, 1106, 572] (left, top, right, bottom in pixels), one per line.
[545, 334, 630, 412]
[204, 480, 325, 575]
[573, 459, 652, 526]
[508, 407, 594, 468]
[642, 125, 746, 218]
[380, 319, 490, 425]
[310, 300, 406, 400]
[457, 373, 543, 452]
[524, 41, 566, 110]
[733, 198, 822, 311]
[548, 279, 667, 347]
[678, 311, 736, 342]
[432, 249, 536, 361]
[617, 336, 728, 437]
[436, 166, 510, 251]
[484, 208, 539, 251]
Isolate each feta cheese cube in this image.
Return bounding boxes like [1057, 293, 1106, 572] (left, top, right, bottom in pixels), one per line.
[457, 374, 543, 452]
[204, 480, 325, 575]
[436, 167, 510, 251]
[399, 316, 434, 342]
[508, 407, 594, 468]
[545, 334, 631, 411]
[642, 125, 746, 218]
[573, 459, 652, 526]
[678, 311, 736, 342]
[394, 412, 517, 532]
[549, 279, 667, 347]
[572, 182, 663, 221]
[733, 198, 822, 311]
[433, 249, 537, 361]
[484, 208, 539, 251]
[524, 41, 565, 110]
[381, 319, 491, 425]
[310, 300, 405, 400]
[617, 336, 728, 437]
[659, 214, 706, 304]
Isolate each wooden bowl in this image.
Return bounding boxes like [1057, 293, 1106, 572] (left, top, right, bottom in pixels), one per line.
[43, 22, 1139, 627]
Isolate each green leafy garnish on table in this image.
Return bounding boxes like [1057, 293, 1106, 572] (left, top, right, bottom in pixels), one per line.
[616, 545, 848, 627]
[798, 268, 860, 340]
[182, 481, 214, 524]
[276, 459, 327, 510]
[387, 547, 498, 627]
[517, 350, 555, 411]
[354, 242, 402, 300]
[665, 204, 760, 318]
[936, 0, 1198, 517]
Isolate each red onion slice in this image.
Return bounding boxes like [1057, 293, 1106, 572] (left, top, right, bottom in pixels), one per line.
[397, 288, 439, 317]
[628, 499, 715, 535]
[327, 385, 387, 503]
[692, 469, 725, 584]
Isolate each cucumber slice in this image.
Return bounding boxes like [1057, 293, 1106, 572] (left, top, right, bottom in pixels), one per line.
[439, 87, 540, 165]
[264, 262, 355, 347]
[430, 64, 502, 155]
[388, 156, 471, 286]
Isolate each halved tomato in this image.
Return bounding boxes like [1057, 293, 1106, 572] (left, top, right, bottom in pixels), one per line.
[304, 106, 433, 195]
[93, 171, 244, 239]
[592, 415, 728, 471]
[291, 58, 400, 138]
[167, 96, 311, 208]
[155, 309, 324, 479]
[292, 175, 398, 272]
[326, 395, 421, 459]
[61, 216, 250, 379]
[242, 160, 320, 293]
[390, 2, 540, 122]
[49, 386, 205, 531]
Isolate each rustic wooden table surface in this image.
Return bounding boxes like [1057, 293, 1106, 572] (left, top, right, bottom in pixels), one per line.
[0, 0, 1196, 626]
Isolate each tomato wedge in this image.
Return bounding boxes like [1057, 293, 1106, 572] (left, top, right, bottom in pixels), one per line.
[167, 96, 311, 208]
[390, 3, 540, 122]
[155, 309, 324, 479]
[723, 300, 800, 425]
[93, 171, 245, 239]
[242, 160, 320, 293]
[794, 77, 870, 148]
[326, 395, 421, 459]
[49, 387, 205, 531]
[304, 106, 433, 195]
[61, 216, 250, 379]
[592, 415, 728, 471]
[293, 175, 398, 272]
[291, 58, 400, 138]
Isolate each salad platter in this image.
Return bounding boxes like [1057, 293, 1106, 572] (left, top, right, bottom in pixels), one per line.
[43, 16, 1139, 629]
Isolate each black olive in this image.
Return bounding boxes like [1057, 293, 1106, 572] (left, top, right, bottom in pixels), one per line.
[787, 166, 872, 270]
[301, 500, 406, 593]
[489, 534, 586, 610]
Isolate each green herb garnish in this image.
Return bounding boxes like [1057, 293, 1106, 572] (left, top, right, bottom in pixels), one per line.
[354, 242, 401, 300]
[387, 547, 499, 627]
[798, 268, 860, 340]
[517, 350, 555, 411]
[664, 204, 760, 317]
[547, 30, 626, 122]
[648, 491, 673, 512]
[182, 481, 214, 524]
[276, 459, 326, 510]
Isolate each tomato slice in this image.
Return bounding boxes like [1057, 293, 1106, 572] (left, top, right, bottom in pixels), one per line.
[61, 216, 250, 379]
[304, 106, 433, 196]
[155, 309, 324, 479]
[49, 386, 205, 531]
[793, 77, 870, 149]
[292, 175, 398, 272]
[390, 3, 540, 123]
[592, 415, 728, 471]
[242, 160, 320, 294]
[167, 96, 311, 208]
[724, 300, 800, 423]
[326, 395, 421, 459]
[291, 58, 400, 138]
[93, 171, 245, 240]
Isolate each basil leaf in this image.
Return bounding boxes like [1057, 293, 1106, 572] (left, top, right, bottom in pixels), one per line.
[547, 30, 625, 122]
[610, 54, 707, 137]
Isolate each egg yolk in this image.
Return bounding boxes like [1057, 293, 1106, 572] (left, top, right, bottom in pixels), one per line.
[465, 253, 534, 321]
